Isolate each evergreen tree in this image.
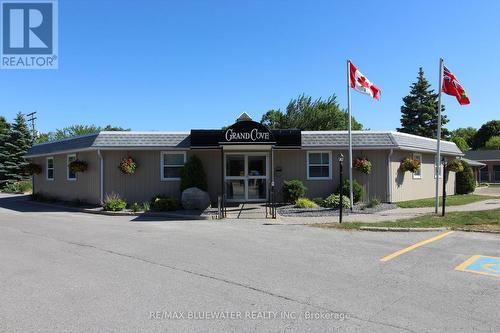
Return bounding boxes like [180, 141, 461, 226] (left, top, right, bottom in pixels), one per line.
[398, 68, 449, 138]
[3, 113, 32, 183]
[0, 116, 11, 187]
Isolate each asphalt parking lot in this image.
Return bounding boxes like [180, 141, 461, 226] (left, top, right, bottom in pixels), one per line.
[0, 194, 499, 332]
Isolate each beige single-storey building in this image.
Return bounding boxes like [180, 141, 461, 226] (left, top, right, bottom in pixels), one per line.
[25, 115, 463, 205]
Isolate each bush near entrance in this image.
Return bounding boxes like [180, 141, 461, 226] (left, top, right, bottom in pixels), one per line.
[180, 156, 207, 192]
[151, 194, 180, 211]
[283, 180, 307, 203]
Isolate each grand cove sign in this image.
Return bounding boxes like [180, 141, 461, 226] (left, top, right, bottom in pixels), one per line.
[223, 121, 274, 144]
[189, 121, 301, 147]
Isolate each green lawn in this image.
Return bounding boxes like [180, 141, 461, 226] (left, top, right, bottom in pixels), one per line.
[312, 208, 500, 232]
[396, 194, 498, 208]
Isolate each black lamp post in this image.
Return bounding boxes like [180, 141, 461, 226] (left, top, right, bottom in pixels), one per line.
[442, 158, 447, 217]
[338, 153, 344, 223]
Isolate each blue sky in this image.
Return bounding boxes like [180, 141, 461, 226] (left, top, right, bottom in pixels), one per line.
[1, 0, 499, 133]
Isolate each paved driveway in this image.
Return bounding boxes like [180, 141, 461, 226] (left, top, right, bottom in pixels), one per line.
[0, 194, 499, 332]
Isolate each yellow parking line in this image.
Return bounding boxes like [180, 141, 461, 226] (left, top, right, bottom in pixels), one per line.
[380, 231, 455, 262]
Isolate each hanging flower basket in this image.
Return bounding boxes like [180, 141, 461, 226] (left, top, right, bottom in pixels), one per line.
[446, 159, 464, 173]
[25, 162, 42, 175]
[353, 158, 372, 174]
[69, 160, 88, 173]
[118, 157, 137, 175]
[400, 158, 421, 173]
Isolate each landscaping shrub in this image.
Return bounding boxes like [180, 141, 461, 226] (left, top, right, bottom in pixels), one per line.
[366, 198, 380, 209]
[283, 180, 307, 203]
[336, 179, 363, 203]
[130, 202, 141, 213]
[456, 161, 476, 194]
[353, 158, 372, 174]
[103, 192, 127, 211]
[180, 155, 207, 192]
[295, 198, 318, 208]
[2, 180, 32, 193]
[151, 194, 180, 211]
[312, 197, 325, 207]
[323, 194, 350, 209]
[142, 202, 150, 212]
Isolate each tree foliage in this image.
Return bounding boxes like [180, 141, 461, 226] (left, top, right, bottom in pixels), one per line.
[398, 68, 449, 138]
[484, 136, 500, 150]
[1, 113, 32, 183]
[36, 124, 130, 143]
[0, 116, 11, 186]
[451, 136, 469, 152]
[451, 127, 476, 149]
[260, 94, 363, 130]
[472, 120, 500, 150]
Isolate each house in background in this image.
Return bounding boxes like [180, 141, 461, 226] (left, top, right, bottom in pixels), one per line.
[463, 150, 500, 183]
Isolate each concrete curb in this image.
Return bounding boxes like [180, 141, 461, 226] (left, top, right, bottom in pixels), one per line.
[453, 228, 500, 235]
[28, 200, 212, 220]
[359, 226, 449, 232]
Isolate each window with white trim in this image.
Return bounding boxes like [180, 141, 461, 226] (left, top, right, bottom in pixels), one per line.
[307, 151, 332, 179]
[67, 154, 77, 180]
[46, 157, 54, 180]
[161, 152, 186, 180]
[412, 153, 422, 179]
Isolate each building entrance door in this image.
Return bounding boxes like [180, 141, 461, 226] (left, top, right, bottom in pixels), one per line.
[224, 153, 268, 202]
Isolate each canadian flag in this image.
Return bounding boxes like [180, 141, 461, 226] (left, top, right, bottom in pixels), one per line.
[349, 62, 380, 100]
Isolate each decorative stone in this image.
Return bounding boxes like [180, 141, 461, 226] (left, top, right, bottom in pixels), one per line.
[181, 187, 211, 211]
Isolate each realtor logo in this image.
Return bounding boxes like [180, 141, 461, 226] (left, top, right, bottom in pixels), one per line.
[1, 0, 58, 69]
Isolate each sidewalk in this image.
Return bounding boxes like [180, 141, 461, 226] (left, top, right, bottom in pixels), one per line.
[278, 198, 500, 224]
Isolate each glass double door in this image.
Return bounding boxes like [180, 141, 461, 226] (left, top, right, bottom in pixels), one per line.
[225, 153, 268, 202]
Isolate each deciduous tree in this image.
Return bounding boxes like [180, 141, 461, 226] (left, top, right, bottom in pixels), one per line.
[260, 94, 363, 130]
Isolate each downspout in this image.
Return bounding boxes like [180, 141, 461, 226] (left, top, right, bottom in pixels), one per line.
[387, 148, 394, 203]
[98, 149, 103, 204]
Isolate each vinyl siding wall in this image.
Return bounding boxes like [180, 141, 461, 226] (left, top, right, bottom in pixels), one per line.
[274, 149, 389, 202]
[31, 151, 100, 204]
[102, 149, 222, 204]
[390, 150, 457, 202]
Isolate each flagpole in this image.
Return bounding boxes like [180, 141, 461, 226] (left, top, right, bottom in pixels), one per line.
[347, 60, 354, 210]
[435, 58, 444, 214]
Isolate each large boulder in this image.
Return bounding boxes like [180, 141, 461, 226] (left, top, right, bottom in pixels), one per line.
[181, 187, 211, 211]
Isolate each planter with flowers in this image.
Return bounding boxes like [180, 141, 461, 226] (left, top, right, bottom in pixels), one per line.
[25, 162, 42, 175]
[69, 160, 88, 173]
[446, 159, 464, 173]
[119, 157, 137, 175]
[399, 157, 421, 173]
[353, 157, 372, 175]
